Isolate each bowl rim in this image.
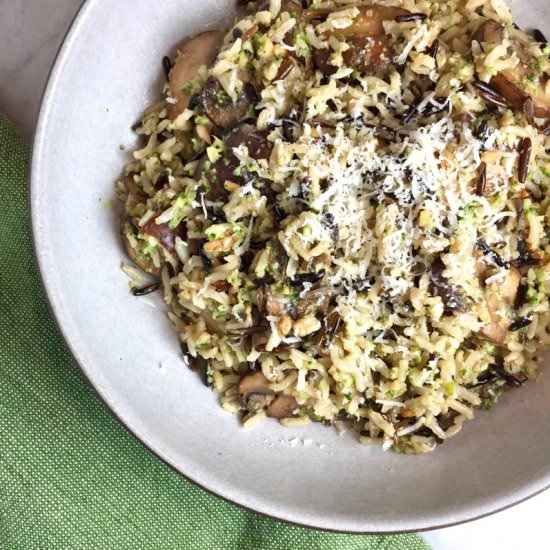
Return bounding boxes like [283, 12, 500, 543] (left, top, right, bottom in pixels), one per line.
[29, 0, 550, 534]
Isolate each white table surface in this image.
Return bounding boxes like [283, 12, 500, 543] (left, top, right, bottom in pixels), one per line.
[2, 0, 548, 547]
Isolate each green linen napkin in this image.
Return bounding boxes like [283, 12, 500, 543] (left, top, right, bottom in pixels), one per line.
[0, 112, 430, 549]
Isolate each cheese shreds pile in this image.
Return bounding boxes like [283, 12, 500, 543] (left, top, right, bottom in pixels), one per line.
[118, 0, 550, 453]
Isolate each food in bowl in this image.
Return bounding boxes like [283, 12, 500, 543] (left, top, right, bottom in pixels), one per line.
[117, 0, 550, 453]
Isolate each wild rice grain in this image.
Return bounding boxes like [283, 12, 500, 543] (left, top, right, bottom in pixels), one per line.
[395, 13, 427, 22]
[509, 317, 533, 331]
[518, 137, 532, 184]
[132, 282, 161, 296]
[476, 162, 487, 196]
[476, 119, 488, 141]
[426, 39, 439, 58]
[400, 99, 421, 124]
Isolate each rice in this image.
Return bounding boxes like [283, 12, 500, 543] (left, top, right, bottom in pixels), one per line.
[117, 0, 550, 453]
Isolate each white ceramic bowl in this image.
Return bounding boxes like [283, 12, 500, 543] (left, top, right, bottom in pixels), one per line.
[31, 0, 550, 532]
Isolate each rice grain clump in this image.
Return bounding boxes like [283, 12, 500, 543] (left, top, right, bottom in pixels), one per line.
[117, 0, 550, 453]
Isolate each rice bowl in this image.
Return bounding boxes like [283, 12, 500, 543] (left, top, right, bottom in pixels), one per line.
[30, 0, 550, 532]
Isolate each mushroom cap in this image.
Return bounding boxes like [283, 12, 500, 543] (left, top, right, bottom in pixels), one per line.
[238, 371, 274, 408]
[337, 5, 410, 37]
[200, 77, 258, 129]
[266, 395, 299, 419]
[167, 31, 224, 121]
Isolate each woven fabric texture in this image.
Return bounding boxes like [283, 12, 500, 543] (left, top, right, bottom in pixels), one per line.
[0, 112, 430, 549]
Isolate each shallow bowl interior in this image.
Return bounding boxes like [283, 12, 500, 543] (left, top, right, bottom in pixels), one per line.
[31, 0, 550, 532]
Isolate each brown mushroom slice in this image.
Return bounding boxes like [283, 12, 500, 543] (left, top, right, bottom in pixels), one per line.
[122, 222, 162, 277]
[139, 216, 186, 268]
[225, 126, 273, 160]
[120, 173, 157, 273]
[478, 268, 521, 344]
[478, 294, 509, 345]
[337, 5, 410, 37]
[195, 126, 273, 201]
[474, 20, 550, 117]
[141, 217, 185, 256]
[266, 291, 292, 317]
[195, 153, 236, 201]
[474, 19, 504, 44]
[267, 395, 299, 419]
[313, 49, 338, 75]
[343, 35, 396, 74]
[500, 267, 521, 303]
[238, 371, 275, 410]
[167, 31, 224, 122]
[200, 77, 258, 129]
[315, 5, 409, 74]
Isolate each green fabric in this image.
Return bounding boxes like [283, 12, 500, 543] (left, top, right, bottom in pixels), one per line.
[0, 112, 430, 550]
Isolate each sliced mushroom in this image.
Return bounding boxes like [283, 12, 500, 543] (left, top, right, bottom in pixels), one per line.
[343, 35, 395, 73]
[238, 371, 275, 410]
[121, 174, 154, 274]
[266, 291, 292, 317]
[167, 31, 224, 121]
[266, 395, 299, 419]
[474, 19, 504, 44]
[478, 294, 509, 345]
[328, 5, 410, 74]
[337, 5, 410, 37]
[141, 216, 186, 264]
[226, 126, 273, 160]
[196, 126, 273, 200]
[122, 215, 186, 274]
[501, 267, 521, 303]
[474, 20, 550, 117]
[478, 268, 521, 344]
[313, 49, 338, 76]
[122, 221, 161, 276]
[200, 77, 258, 129]
[295, 287, 333, 318]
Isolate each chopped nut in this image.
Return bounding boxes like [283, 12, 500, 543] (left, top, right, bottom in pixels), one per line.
[293, 315, 322, 337]
[203, 236, 235, 253]
[480, 150, 501, 164]
[441, 145, 457, 170]
[474, 302, 492, 324]
[418, 210, 433, 229]
[196, 124, 213, 144]
[224, 181, 241, 192]
[278, 314, 293, 336]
